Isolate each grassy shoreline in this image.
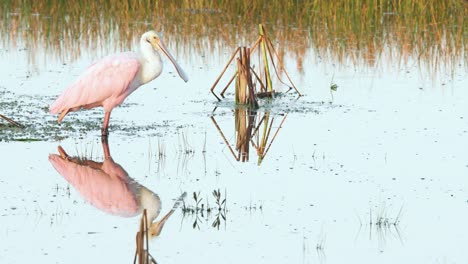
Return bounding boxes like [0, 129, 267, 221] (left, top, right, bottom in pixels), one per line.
[1, 1, 466, 74]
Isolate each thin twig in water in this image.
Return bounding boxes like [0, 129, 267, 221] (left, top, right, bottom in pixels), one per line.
[0, 114, 24, 128]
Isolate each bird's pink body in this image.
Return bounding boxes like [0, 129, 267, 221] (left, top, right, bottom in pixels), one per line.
[49, 153, 140, 217]
[49, 141, 186, 238]
[48, 142, 162, 220]
[49, 53, 141, 114]
[49, 31, 188, 136]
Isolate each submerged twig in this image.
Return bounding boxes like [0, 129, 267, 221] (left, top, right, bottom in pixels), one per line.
[0, 114, 24, 128]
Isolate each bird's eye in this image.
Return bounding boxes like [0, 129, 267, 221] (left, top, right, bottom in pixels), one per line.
[153, 36, 157, 40]
[146, 38, 151, 44]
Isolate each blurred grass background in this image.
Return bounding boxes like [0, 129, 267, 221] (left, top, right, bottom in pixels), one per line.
[1, 0, 466, 74]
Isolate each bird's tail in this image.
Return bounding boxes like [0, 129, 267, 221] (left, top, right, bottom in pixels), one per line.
[48, 97, 62, 114]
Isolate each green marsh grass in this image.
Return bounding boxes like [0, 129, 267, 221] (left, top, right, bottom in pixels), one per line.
[0, 0, 465, 76]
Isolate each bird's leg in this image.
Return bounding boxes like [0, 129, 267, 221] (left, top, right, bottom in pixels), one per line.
[101, 111, 111, 136]
[58, 145, 101, 167]
[101, 136, 111, 159]
[58, 109, 70, 123]
[57, 146, 69, 159]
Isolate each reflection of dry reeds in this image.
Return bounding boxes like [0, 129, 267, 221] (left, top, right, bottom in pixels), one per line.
[211, 109, 287, 165]
[235, 108, 255, 161]
[134, 210, 156, 264]
[0, 1, 464, 76]
[253, 112, 288, 165]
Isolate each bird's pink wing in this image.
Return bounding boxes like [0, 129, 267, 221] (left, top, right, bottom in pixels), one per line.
[48, 154, 139, 217]
[49, 53, 140, 114]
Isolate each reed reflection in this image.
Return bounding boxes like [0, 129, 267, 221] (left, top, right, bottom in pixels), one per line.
[48, 138, 182, 238]
[211, 108, 287, 165]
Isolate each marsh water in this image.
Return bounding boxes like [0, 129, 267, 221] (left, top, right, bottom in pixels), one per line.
[1, 1, 467, 263]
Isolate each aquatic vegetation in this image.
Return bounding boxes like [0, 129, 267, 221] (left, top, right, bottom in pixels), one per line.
[315, 230, 326, 258]
[181, 189, 227, 230]
[0, 88, 184, 141]
[151, 136, 167, 174]
[211, 24, 300, 106]
[369, 203, 403, 228]
[177, 129, 195, 155]
[0, 0, 464, 76]
[1, 2, 467, 263]
[147, 137, 163, 176]
[329, 74, 338, 102]
[182, 189, 227, 214]
[355, 203, 404, 250]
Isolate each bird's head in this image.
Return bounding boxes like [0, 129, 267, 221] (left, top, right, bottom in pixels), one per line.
[142, 31, 188, 82]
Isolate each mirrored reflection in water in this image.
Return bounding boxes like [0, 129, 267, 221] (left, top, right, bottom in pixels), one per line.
[48, 138, 183, 238]
[180, 189, 228, 231]
[211, 107, 287, 165]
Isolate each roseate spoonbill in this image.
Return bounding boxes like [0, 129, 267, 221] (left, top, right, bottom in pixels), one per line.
[48, 139, 186, 237]
[49, 30, 188, 136]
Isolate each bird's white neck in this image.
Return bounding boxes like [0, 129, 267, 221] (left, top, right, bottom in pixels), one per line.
[137, 38, 163, 85]
[138, 186, 161, 223]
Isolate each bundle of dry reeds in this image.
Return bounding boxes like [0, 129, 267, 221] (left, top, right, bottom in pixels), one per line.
[211, 24, 301, 106]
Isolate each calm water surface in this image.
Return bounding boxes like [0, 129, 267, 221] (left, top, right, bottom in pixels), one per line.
[1, 2, 467, 264]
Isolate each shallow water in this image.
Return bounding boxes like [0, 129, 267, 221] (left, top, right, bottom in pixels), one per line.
[1, 3, 468, 264]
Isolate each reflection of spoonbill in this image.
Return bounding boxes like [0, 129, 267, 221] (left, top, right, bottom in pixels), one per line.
[48, 139, 185, 237]
[49, 31, 188, 136]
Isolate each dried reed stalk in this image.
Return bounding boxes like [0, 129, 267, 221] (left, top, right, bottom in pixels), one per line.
[211, 24, 301, 103]
[259, 24, 273, 92]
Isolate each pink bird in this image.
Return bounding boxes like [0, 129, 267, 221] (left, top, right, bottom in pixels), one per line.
[49, 139, 186, 237]
[49, 30, 188, 136]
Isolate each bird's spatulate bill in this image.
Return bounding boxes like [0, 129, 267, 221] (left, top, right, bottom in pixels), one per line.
[157, 41, 189, 82]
